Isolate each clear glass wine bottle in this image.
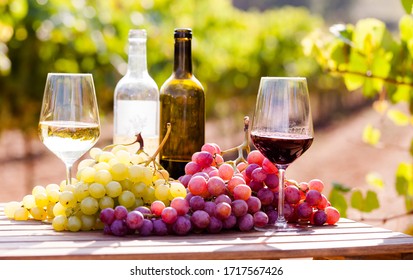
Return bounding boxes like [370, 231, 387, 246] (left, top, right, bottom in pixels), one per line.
[113, 29, 159, 157]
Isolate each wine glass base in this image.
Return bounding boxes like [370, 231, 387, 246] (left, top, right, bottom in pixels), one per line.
[255, 223, 308, 233]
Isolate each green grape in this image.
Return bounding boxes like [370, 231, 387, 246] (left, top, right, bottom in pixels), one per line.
[135, 197, 144, 207]
[52, 215, 68, 231]
[47, 202, 55, 219]
[79, 166, 96, 183]
[4, 201, 21, 219]
[130, 182, 147, 197]
[110, 144, 128, 154]
[73, 182, 90, 202]
[99, 196, 114, 210]
[53, 202, 67, 217]
[22, 194, 36, 209]
[59, 180, 77, 192]
[79, 214, 96, 231]
[89, 182, 106, 199]
[120, 179, 133, 191]
[30, 206, 47, 220]
[105, 181, 122, 198]
[89, 147, 102, 160]
[77, 158, 96, 171]
[170, 182, 187, 198]
[110, 162, 128, 181]
[32, 185, 46, 196]
[80, 196, 99, 215]
[67, 216, 82, 232]
[14, 207, 29, 220]
[98, 151, 115, 163]
[34, 193, 49, 208]
[59, 191, 77, 208]
[130, 153, 147, 165]
[143, 186, 156, 204]
[46, 189, 60, 203]
[118, 190, 136, 208]
[155, 183, 170, 201]
[115, 149, 131, 165]
[94, 169, 112, 185]
[94, 161, 111, 171]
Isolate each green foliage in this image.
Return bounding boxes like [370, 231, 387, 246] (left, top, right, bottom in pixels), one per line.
[0, 0, 325, 136]
[329, 183, 350, 217]
[304, 0, 413, 226]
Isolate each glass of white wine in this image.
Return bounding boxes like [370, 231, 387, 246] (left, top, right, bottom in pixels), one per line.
[38, 73, 100, 185]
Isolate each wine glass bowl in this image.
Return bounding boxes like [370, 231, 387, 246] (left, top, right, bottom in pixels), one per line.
[38, 73, 100, 185]
[250, 77, 313, 231]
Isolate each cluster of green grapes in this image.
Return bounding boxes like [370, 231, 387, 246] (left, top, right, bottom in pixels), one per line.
[4, 145, 186, 232]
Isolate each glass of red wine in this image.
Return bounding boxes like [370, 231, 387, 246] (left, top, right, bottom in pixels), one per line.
[250, 77, 314, 232]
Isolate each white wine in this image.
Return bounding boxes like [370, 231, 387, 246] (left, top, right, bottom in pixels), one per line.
[39, 121, 100, 165]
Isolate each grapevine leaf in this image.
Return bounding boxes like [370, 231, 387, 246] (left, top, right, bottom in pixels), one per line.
[399, 15, 413, 42]
[362, 124, 381, 146]
[328, 187, 348, 217]
[401, 0, 413, 14]
[353, 18, 386, 52]
[387, 109, 410, 126]
[350, 190, 364, 211]
[366, 172, 384, 189]
[391, 84, 411, 103]
[364, 190, 380, 212]
[332, 182, 351, 192]
[405, 195, 413, 212]
[395, 162, 413, 195]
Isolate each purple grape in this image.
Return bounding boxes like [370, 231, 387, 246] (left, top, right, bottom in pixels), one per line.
[257, 187, 274, 206]
[238, 213, 254, 231]
[264, 173, 279, 190]
[153, 219, 168, 236]
[135, 206, 151, 216]
[222, 214, 237, 229]
[297, 201, 313, 219]
[253, 211, 269, 227]
[305, 190, 322, 207]
[139, 219, 153, 236]
[215, 202, 232, 220]
[249, 180, 264, 192]
[100, 208, 115, 225]
[214, 194, 232, 205]
[195, 151, 214, 168]
[245, 163, 260, 179]
[207, 216, 223, 233]
[126, 210, 144, 230]
[246, 196, 261, 214]
[312, 210, 327, 226]
[284, 185, 301, 205]
[110, 219, 128, 236]
[283, 203, 294, 220]
[203, 201, 216, 217]
[266, 209, 278, 224]
[207, 176, 226, 196]
[179, 174, 192, 187]
[161, 207, 178, 224]
[251, 167, 267, 182]
[190, 210, 210, 229]
[231, 199, 248, 217]
[185, 161, 202, 175]
[103, 224, 112, 235]
[189, 195, 205, 211]
[114, 205, 128, 220]
[172, 215, 192, 235]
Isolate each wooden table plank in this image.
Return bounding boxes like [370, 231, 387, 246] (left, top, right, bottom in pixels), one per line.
[1, 205, 413, 260]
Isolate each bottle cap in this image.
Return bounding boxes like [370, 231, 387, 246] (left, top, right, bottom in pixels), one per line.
[174, 28, 192, 39]
[129, 29, 147, 39]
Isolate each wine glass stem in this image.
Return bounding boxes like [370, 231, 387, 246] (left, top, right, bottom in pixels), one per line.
[276, 167, 287, 228]
[65, 163, 73, 185]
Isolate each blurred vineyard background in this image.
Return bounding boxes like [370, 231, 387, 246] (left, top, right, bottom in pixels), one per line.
[1, 0, 412, 233]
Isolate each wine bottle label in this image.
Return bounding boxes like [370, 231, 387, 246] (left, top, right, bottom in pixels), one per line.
[115, 100, 158, 137]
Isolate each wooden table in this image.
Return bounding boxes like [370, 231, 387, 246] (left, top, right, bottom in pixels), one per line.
[1, 204, 413, 260]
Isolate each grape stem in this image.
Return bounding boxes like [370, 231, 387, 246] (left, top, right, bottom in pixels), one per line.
[144, 123, 171, 168]
[221, 116, 251, 169]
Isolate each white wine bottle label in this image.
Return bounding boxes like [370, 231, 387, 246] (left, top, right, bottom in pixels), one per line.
[115, 100, 158, 137]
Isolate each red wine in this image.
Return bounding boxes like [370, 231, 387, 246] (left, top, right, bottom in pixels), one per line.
[251, 132, 313, 166]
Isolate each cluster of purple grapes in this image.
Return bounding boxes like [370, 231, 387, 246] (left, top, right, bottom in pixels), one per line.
[100, 143, 340, 236]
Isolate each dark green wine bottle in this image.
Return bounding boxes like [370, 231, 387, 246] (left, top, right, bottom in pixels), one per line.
[159, 28, 205, 179]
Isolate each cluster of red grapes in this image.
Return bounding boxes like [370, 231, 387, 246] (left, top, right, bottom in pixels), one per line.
[100, 143, 340, 236]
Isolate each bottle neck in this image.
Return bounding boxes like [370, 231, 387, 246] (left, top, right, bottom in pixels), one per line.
[173, 37, 192, 78]
[127, 38, 148, 78]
